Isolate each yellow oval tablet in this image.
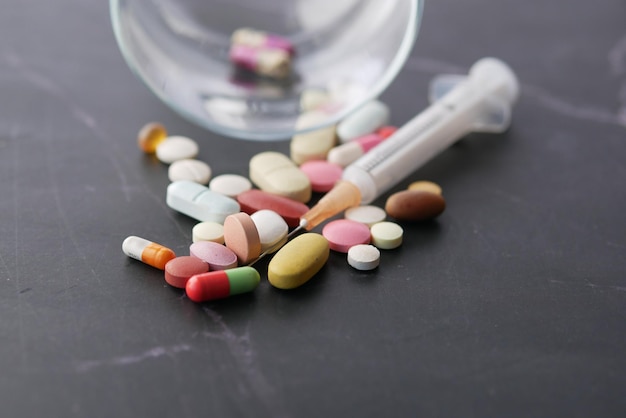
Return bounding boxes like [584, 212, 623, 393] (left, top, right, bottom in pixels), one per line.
[249, 151, 312, 203]
[268, 233, 329, 289]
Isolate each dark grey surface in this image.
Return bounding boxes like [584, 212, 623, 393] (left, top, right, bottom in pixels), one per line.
[1, 1, 625, 417]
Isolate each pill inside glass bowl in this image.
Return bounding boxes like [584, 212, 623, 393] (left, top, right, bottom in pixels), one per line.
[110, 0, 423, 140]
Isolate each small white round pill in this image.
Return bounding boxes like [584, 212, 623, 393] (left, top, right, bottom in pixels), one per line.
[209, 174, 252, 198]
[156, 136, 199, 164]
[345, 205, 387, 227]
[370, 221, 403, 250]
[347, 244, 380, 271]
[168, 159, 212, 184]
[250, 209, 289, 252]
[192, 221, 225, 244]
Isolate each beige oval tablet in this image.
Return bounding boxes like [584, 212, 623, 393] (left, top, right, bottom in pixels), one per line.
[209, 174, 252, 197]
[192, 221, 224, 244]
[156, 136, 199, 164]
[300, 89, 332, 112]
[370, 221, 403, 250]
[249, 151, 311, 202]
[407, 181, 442, 195]
[290, 111, 337, 165]
[168, 159, 212, 184]
[344, 205, 386, 227]
[268, 233, 329, 289]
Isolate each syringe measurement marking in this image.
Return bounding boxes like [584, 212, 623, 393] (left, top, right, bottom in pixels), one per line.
[358, 112, 443, 172]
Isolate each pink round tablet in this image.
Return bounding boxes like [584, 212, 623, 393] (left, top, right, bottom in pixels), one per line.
[322, 219, 371, 253]
[189, 241, 238, 270]
[299, 161, 343, 193]
[164, 256, 209, 289]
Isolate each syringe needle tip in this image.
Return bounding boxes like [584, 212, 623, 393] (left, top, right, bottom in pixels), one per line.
[299, 181, 362, 231]
[287, 224, 304, 239]
[246, 224, 305, 267]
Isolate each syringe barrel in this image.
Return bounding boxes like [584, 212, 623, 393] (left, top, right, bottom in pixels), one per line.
[342, 98, 475, 204]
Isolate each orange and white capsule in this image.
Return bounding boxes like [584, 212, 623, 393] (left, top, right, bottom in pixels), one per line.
[122, 236, 176, 270]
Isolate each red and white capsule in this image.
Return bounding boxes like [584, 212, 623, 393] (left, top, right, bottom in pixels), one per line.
[229, 45, 291, 79]
[231, 28, 294, 55]
[327, 126, 397, 167]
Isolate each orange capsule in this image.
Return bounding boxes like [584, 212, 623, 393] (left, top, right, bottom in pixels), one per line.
[137, 122, 167, 154]
[122, 236, 176, 270]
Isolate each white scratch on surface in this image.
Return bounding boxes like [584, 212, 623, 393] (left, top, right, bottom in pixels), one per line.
[75, 344, 192, 373]
[11, 121, 28, 369]
[71, 107, 98, 130]
[3, 51, 192, 238]
[202, 308, 287, 417]
[608, 35, 626, 127]
[606, 240, 626, 250]
[608, 34, 626, 76]
[586, 282, 626, 292]
[549, 279, 626, 292]
[522, 84, 624, 126]
[3, 52, 132, 202]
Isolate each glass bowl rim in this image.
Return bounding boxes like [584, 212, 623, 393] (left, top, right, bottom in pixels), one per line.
[110, 0, 424, 141]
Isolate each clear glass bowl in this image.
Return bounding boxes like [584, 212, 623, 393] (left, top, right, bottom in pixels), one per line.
[110, 0, 423, 140]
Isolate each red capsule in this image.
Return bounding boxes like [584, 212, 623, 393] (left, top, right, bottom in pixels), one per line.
[237, 189, 309, 228]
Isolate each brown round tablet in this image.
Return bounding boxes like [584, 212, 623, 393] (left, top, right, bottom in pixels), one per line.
[385, 190, 446, 221]
[164, 256, 209, 289]
[223, 212, 262, 265]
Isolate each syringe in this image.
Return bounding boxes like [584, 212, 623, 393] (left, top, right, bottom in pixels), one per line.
[249, 58, 519, 265]
[299, 57, 520, 230]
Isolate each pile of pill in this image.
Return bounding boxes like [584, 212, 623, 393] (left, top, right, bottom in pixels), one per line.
[229, 28, 294, 79]
[125, 101, 447, 302]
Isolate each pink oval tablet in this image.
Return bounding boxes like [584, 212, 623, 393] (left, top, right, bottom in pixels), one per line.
[237, 189, 309, 228]
[299, 161, 343, 193]
[322, 219, 371, 253]
[189, 241, 238, 270]
[164, 256, 209, 289]
[223, 212, 262, 265]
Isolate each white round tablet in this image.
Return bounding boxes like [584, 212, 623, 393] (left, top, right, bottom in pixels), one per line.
[156, 136, 199, 164]
[192, 221, 225, 244]
[370, 221, 403, 250]
[250, 209, 289, 252]
[344, 205, 386, 227]
[209, 174, 252, 197]
[168, 159, 212, 184]
[347, 244, 380, 270]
